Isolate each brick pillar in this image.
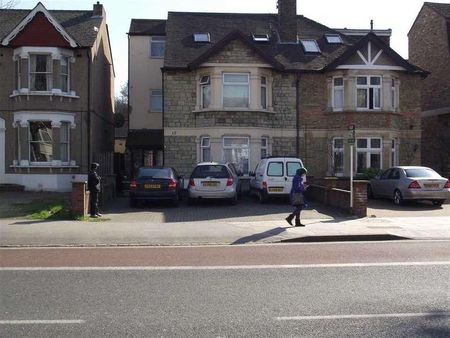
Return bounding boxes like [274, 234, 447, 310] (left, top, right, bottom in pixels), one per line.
[71, 181, 89, 217]
[352, 180, 368, 218]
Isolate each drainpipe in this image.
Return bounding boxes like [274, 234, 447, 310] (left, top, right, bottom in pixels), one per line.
[161, 68, 165, 166]
[295, 77, 300, 157]
[87, 49, 92, 170]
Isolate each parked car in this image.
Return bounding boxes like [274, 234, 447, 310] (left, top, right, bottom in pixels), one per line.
[129, 167, 183, 207]
[188, 162, 241, 205]
[368, 166, 450, 206]
[249, 156, 306, 202]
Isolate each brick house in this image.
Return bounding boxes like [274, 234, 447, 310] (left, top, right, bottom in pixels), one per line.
[408, 2, 450, 176]
[129, 0, 426, 178]
[0, 2, 115, 191]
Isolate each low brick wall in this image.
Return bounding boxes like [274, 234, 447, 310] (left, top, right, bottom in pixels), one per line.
[308, 178, 368, 217]
[71, 181, 89, 217]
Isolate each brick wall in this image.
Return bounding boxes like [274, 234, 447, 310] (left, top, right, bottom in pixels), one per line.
[164, 136, 197, 176]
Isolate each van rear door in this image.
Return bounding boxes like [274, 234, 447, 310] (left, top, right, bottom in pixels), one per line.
[266, 161, 285, 194]
[285, 160, 303, 193]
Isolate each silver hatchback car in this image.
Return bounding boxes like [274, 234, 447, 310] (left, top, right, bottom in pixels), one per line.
[368, 166, 450, 206]
[188, 162, 241, 204]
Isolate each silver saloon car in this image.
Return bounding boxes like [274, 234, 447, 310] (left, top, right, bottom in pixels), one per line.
[188, 162, 241, 205]
[368, 166, 450, 206]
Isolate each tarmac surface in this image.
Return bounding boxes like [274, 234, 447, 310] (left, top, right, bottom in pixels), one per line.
[0, 192, 449, 247]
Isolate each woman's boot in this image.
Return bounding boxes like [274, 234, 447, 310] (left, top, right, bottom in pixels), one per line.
[285, 214, 294, 225]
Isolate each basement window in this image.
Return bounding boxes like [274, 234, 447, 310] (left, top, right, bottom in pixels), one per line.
[325, 34, 343, 44]
[299, 39, 321, 53]
[252, 34, 270, 42]
[193, 33, 210, 42]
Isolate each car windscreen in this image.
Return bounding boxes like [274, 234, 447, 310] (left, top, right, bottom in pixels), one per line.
[138, 168, 171, 179]
[404, 168, 438, 178]
[191, 165, 230, 179]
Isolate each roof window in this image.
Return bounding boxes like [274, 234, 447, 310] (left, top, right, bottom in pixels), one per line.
[299, 39, 321, 53]
[252, 34, 270, 42]
[325, 34, 343, 44]
[193, 33, 210, 42]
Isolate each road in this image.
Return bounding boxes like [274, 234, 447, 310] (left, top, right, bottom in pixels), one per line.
[1, 241, 450, 337]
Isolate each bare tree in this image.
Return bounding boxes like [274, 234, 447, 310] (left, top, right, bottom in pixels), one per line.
[0, 0, 19, 9]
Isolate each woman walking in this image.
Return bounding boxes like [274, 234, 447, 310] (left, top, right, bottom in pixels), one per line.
[286, 168, 308, 227]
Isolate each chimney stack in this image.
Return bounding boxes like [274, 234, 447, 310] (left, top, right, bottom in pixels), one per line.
[277, 0, 298, 42]
[93, 1, 105, 18]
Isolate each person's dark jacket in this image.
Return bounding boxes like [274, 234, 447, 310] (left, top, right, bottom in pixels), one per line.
[290, 174, 305, 194]
[88, 170, 101, 192]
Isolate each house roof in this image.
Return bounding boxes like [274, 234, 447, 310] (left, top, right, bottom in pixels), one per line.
[160, 11, 422, 74]
[324, 32, 428, 75]
[163, 11, 352, 71]
[425, 2, 450, 18]
[0, 6, 103, 47]
[128, 19, 166, 36]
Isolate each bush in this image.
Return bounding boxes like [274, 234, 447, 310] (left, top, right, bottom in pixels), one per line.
[355, 168, 383, 180]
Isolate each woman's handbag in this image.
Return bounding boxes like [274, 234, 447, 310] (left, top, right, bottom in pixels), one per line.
[291, 192, 304, 206]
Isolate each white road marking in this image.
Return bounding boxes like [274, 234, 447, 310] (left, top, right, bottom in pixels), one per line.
[276, 312, 450, 321]
[0, 320, 85, 325]
[1, 261, 450, 271]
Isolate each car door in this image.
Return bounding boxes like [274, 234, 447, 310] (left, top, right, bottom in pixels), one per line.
[375, 169, 392, 197]
[386, 168, 400, 198]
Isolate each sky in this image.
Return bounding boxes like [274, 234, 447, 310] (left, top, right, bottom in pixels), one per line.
[13, 0, 450, 96]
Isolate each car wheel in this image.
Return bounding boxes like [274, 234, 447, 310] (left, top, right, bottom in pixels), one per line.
[393, 190, 403, 205]
[367, 184, 374, 199]
[432, 200, 445, 206]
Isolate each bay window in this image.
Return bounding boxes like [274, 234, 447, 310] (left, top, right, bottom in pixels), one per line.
[223, 137, 249, 174]
[332, 138, 344, 175]
[200, 136, 211, 162]
[223, 73, 249, 108]
[29, 121, 53, 162]
[333, 77, 344, 111]
[60, 56, 70, 93]
[356, 137, 382, 173]
[200, 76, 211, 109]
[30, 54, 52, 91]
[356, 76, 381, 110]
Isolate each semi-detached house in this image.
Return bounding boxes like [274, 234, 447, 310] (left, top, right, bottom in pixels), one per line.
[128, 0, 427, 179]
[0, 2, 115, 191]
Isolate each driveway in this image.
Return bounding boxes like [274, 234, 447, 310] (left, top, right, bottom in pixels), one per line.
[367, 198, 450, 218]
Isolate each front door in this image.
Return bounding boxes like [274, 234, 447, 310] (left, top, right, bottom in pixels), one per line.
[0, 118, 5, 183]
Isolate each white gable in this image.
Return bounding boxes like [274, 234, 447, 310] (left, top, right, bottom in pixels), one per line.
[1, 2, 78, 47]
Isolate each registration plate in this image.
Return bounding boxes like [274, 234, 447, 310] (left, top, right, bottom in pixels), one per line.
[269, 187, 284, 192]
[424, 183, 439, 189]
[202, 181, 219, 187]
[144, 184, 161, 189]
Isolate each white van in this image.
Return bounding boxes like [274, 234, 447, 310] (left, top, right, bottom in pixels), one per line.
[249, 157, 305, 202]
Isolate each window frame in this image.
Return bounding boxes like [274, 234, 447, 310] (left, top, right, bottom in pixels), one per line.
[149, 89, 163, 112]
[325, 34, 343, 44]
[60, 122, 70, 163]
[149, 36, 166, 58]
[200, 75, 211, 109]
[222, 136, 250, 174]
[60, 56, 70, 93]
[260, 137, 268, 159]
[260, 76, 267, 109]
[356, 137, 383, 173]
[332, 137, 344, 176]
[28, 120, 53, 164]
[356, 75, 382, 111]
[29, 54, 52, 92]
[299, 39, 321, 53]
[200, 136, 211, 162]
[222, 73, 250, 109]
[391, 139, 397, 167]
[332, 76, 344, 111]
[193, 33, 210, 43]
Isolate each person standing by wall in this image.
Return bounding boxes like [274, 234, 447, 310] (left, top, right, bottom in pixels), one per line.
[88, 162, 102, 218]
[286, 168, 308, 227]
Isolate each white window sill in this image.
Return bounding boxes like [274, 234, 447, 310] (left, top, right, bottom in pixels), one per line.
[10, 90, 79, 99]
[193, 108, 275, 114]
[10, 164, 79, 169]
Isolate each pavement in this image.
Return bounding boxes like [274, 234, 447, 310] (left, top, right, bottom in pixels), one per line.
[0, 193, 449, 247]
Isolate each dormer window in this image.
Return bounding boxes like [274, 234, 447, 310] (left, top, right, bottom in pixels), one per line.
[193, 33, 210, 42]
[299, 39, 321, 53]
[325, 34, 343, 44]
[252, 34, 270, 42]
